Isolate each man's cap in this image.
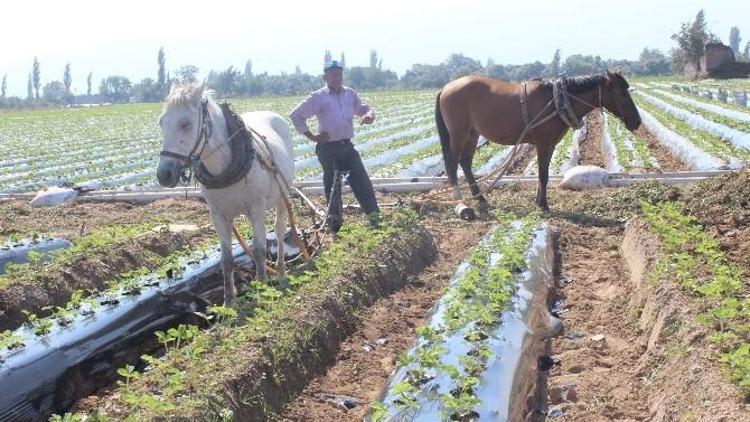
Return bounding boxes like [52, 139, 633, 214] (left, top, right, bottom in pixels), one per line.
[324, 60, 344, 71]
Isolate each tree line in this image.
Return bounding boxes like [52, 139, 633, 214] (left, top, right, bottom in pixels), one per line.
[1, 10, 747, 109]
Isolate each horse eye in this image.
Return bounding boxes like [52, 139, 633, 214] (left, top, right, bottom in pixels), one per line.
[180, 122, 192, 130]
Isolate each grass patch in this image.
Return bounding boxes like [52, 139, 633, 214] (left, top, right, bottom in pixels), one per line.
[0, 223, 161, 289]
[641, 201, 750, 392]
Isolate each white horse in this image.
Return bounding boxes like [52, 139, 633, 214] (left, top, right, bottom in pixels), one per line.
[156, 83, 294, 305]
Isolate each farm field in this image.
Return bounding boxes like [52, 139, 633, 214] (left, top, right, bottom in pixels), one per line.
[1, 80, 749, 421]
[0, 91, 455, 193]
[1, 171, 748, 421]
[2, 81, 750, 195]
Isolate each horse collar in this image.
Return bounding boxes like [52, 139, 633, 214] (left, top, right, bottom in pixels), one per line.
[191, 102, 256, 189]
[553, 78, 583, 129]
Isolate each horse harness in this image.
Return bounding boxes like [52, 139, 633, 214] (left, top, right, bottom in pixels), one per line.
[159, 100, 256, 189]
[425, 76, 605, 205]
[519, 76, 603, 136]
[160, 99, 312, 260]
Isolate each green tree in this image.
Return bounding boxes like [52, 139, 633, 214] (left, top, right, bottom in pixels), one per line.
[244, 59, 253, 78]
[563, 54, 605, 76]
[487, 63, 509, 81]
[1, 74, 6, 99]
[43, 80, 66, 104]
[27, 73, 33, 100]
[347, 64, 398, 91]
[544, 48, 561, 77]
[401, 63, 450, 88]
[669, 48, 687, 73]
[63, 63, 73, 104]
[175, 65, 199, 84]
[133, 77, 160, 102]
[729, 27, 741, 55]
[743, 42, 750, 62]
[32, 57, 41, 100]
[157, 47, 166, 94]
[87, 72, 93, 97]
[445, 53, 482, 80]
[638, 48, 670, 75]
[210, 66, 241, 95]
[507, 61, 546, 81]
[324, 50, 332, 65]
[671, 10, 718, 73]
[99, 76, 132, 103]
[370, 50, 378, 69]
[485, 58, 495, 75]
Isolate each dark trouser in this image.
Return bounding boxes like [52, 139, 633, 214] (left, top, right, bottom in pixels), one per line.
[316, 140, 380, 230]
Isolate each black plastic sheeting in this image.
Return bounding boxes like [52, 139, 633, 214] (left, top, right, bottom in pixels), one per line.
[377, 223, 555, 421]
[0, 238, 72, 275]
[0, 233, 300, 422]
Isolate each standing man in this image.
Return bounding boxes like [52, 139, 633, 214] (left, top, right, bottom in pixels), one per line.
[289, 60, 380, 233]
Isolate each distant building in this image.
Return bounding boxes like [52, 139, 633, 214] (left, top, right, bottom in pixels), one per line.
[686, 42, 750, 79]
[702, 43, 735, 74]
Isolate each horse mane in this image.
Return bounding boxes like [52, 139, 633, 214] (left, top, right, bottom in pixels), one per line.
[164, 83, 215, 107]
[540, 74, 606, 94]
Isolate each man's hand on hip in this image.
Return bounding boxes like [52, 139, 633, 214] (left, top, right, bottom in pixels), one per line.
[305, 131, 331, 142]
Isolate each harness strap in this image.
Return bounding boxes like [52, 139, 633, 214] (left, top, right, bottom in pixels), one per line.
[567, 84, 603, 111]
[520, 83, 530, 127]
[189, 103, 255, 189]
[159, 99, 212, 164]
[553, 77, 583, 129]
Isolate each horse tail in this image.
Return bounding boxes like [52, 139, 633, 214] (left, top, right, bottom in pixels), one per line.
[435, 90, 454, 179]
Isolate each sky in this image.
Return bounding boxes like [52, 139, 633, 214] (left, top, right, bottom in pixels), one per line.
[1, 0, 748, 97]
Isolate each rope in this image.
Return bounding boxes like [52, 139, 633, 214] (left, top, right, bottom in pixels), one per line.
[246, 126, 312, 261]
[232, 226, 277, 276]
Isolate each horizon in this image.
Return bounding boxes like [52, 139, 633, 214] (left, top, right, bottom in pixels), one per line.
[1, 0, 748, 97]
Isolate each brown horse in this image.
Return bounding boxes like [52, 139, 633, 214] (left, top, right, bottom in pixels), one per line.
[436, 70, 641, 212]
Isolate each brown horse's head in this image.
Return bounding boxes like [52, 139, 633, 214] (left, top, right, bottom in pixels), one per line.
[602, 70, 641, 131]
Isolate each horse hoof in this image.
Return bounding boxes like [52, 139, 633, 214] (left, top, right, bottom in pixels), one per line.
[224, 286, 237, 306]
[477, 201, 491, 217]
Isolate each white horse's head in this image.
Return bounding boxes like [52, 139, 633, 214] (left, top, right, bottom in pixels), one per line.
[156, 83, 208, 187]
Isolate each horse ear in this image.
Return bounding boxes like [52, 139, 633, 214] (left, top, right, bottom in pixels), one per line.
[192, 83, 205, 102]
